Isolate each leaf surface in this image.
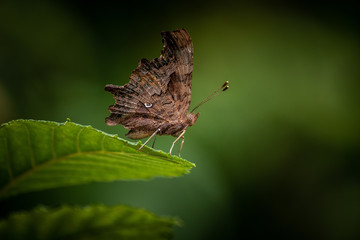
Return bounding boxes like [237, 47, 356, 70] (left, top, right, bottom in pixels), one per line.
[0, 119, 195, 199]
[0, 204, 180, 240]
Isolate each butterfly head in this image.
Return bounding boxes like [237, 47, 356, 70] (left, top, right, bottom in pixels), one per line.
[187, 112, 200, 126]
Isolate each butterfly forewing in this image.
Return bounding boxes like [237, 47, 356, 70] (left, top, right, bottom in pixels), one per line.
[161, 30, 193, 117]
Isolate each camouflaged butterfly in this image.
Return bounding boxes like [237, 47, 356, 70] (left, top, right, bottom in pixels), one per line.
[105, 29, 228, 156]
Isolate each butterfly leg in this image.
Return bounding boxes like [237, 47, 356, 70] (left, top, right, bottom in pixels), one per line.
[169, 130, 186, 156]
[138, 128, 161, 151]
[178, 136, 185, 157]
[151, 135, 158, 148]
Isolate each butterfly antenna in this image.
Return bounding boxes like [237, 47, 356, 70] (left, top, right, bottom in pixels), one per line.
[191, 81, 229, 113]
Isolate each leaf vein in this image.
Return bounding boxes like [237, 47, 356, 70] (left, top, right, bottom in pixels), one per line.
[23, 123, 36, 168]
[51, 127, 56, 159]
[76, 128, 85, 153]
[4, 128, 13, 181]
[101, 135, 105, 152]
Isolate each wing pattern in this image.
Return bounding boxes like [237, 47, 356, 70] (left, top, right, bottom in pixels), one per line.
[105, 29, 193, 139]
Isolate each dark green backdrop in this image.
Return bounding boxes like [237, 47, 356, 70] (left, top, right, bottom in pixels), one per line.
[1, 0, 359, 239]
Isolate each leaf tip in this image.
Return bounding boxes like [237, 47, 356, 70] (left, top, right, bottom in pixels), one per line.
[66, 118, 72, 122]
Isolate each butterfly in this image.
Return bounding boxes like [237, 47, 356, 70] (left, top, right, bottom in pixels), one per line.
[105, 29, 228, 156]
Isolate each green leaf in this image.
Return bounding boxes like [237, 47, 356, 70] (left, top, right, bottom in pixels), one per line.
[0, 119, 195, 199]
[0, 204, 180, 240]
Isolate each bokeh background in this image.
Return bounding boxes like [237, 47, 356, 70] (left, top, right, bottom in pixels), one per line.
[1, 0, 360, 239]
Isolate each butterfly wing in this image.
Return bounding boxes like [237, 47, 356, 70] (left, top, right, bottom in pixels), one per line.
[160, 29, 193, 118]
[105, 29, 193, 139]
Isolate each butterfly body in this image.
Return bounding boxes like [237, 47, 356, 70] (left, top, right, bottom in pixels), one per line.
[105, 29, 228, 156]
[122, 111, 199, 140]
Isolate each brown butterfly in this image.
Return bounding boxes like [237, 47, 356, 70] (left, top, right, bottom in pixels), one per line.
[105, 29, 228, 156]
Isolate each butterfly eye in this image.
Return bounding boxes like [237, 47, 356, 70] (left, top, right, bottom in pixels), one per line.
[144, 103, 153, 108]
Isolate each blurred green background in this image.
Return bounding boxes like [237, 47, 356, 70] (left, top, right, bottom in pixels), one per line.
[1, 0, 359, 239]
